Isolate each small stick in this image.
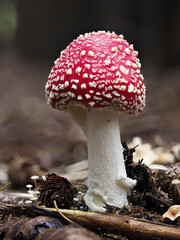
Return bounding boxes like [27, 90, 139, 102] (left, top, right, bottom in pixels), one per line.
[8, 213, 12, 221]
[53, 200, 75, 224]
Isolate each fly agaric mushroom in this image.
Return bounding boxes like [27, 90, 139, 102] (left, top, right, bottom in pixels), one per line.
[45, 31, 146, 212]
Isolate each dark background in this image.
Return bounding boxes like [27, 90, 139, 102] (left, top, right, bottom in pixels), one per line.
[0, 0, 180, 167]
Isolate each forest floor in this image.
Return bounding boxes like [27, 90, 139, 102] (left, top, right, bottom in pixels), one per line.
[0, 52, 180, 239]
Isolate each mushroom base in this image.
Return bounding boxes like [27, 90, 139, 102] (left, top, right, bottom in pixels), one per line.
[84, 109, 136, 212]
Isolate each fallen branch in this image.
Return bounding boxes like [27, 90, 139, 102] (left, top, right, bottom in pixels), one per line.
[42, 207, 180, 240]
[1, 204, 180, 239]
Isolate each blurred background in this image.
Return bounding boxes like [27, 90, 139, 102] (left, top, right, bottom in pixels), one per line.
[0, 0, 180, 175]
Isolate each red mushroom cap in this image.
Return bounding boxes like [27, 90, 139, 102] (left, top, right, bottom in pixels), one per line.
[45, 31, 146, 115]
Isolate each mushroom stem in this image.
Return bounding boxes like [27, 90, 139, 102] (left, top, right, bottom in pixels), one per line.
[68, 106, 87, 135]
[84, 109, 136, 212]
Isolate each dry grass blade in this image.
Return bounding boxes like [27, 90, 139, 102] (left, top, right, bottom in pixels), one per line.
[53, 200, 74, 224]
[0, 182, 12, 191]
